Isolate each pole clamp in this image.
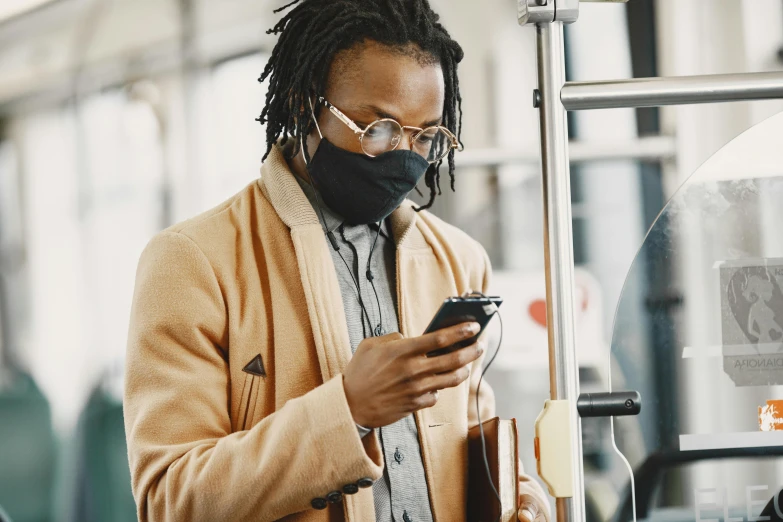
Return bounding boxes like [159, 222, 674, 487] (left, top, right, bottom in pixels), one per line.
[534, 399, 574, 498]
[518, 0, 578, 25]
[519, 0, 628, 26]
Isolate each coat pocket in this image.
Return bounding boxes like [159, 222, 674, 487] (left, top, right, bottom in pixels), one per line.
[233, 354, 267, 432]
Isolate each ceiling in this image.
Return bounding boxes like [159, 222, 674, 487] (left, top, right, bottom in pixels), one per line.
[0, 0, 58, 24]
[0, 0, 279, 113]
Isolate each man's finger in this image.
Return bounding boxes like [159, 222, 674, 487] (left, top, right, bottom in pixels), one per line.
[519, 507, 536, 522]
[422, 342, 483, 374]
[402, 322, 480, 356]
[518, 494, 542, 522]
[418, 366, 471, 393]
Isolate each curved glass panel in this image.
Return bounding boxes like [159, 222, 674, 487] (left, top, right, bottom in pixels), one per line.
[608, 111, 783, 522]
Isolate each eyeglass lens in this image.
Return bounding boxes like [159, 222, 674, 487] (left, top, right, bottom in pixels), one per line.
[361, 120, 453, 163]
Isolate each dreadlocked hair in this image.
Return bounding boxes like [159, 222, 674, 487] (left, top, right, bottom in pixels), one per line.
[256, 0, 464, 211]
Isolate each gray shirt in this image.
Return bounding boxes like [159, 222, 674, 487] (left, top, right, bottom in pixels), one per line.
[295, 175, 434, 522]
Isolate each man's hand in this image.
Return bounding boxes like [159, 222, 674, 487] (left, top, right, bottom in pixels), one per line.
[343, 322, 483, 428]
[518, 493, 550, 522]
[518, 494, 541, 522]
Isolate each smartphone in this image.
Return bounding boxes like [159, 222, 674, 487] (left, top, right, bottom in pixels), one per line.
[423, 295, 503, 357]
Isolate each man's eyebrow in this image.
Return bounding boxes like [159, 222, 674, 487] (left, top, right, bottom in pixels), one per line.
[356, 104, 443, 128]
[421, 117, 443, 128]
[355, 104, 399, 121]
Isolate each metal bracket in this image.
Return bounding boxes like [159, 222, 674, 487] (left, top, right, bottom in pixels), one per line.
[534, 399, 575, 498]
[518, 0, 552, 25]
[519, 0, 577, 25]
[577, 391, 641, 418]
[519, 0, 628, 26]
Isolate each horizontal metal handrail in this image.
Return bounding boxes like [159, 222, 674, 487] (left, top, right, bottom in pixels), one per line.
[562, 71, 783, 110]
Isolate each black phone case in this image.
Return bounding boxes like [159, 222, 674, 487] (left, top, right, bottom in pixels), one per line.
[423, 296, 503, 357]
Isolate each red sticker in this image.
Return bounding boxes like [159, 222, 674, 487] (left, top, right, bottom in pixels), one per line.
[529, 300, 547, 328]
[527, 287, 589, 329]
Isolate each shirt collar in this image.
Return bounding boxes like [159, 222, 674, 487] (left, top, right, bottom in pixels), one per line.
[293, 173, 393, 240]
[294, 174, 343, 233]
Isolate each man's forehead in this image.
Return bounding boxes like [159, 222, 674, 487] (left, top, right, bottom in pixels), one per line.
[331, 40, 437, 71]
[325, 41, 445, 125]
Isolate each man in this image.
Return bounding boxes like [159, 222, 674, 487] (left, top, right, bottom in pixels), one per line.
[124, 0, 551, 520]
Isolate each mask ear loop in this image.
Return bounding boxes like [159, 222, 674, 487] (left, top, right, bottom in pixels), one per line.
[308, 97, 325, 139]
[300, 97, 324, 167]
[299, 96, 377, 336]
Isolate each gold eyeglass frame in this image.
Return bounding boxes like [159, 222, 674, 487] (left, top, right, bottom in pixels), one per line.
[313, 96, 463, 163]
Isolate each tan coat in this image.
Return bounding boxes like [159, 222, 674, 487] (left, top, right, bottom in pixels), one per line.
[124, 145, 549, 521]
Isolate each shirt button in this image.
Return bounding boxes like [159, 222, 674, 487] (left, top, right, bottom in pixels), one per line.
[326, 491, 343, 504]
[357, 477, 374, 489]
[403, 510, 413, 522]
[394, 448, 404, 464]
[311, 498, 328, 510]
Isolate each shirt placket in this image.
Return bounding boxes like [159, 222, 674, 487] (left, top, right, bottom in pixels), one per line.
[382, 414, 431, 522]
[331, 222, 433, 522]
[340, 226, 378, 338]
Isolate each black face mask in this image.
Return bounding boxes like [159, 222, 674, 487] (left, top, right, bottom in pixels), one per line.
[305, 138, 430, 225]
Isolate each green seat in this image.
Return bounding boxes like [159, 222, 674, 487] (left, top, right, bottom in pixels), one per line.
[71, 386, 136, 522]
[0, 503, 13, 522]
[0, 373, 56, 522]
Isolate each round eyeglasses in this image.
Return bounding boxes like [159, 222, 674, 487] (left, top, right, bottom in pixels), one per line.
[314, 97, 462, 164]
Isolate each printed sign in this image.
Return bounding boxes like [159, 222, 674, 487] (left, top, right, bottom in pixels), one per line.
[695, 485, 782, 522]
[720, 259, 783, 386]
[486, 269, 606, 370]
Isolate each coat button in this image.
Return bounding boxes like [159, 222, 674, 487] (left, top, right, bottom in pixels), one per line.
[343, 483, 359, 495]
[357, 477, 374, 489]
[403, 510, 413, 522]
[326, 491, 343, 504]
[311, 497, 328, 510]
[394, 448, 404, 464]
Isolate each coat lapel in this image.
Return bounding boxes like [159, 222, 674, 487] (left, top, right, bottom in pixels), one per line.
[393, 204, 468, 522]
[258, 146, 353, 382]
[260, 146, 468, 521]
[260, 147, 380, 521]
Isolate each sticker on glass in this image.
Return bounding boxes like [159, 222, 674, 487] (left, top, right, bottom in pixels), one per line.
[759, 400, 783, 431]
[720, 259, 783, 386]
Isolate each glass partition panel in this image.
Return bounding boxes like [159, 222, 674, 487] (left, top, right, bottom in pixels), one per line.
[608, 111, 783, 522]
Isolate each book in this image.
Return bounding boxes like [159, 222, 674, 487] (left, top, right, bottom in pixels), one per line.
[468, 417, 519, 522]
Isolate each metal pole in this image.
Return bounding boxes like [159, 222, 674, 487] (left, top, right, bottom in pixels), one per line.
[536, 21, 585, 522]
[561, 71, 783, 110]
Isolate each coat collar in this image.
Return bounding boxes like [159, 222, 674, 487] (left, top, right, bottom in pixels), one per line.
[258, 144, 424, 249]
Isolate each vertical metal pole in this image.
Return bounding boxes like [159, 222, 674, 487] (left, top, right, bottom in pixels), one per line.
[536, 21, 586, 522]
